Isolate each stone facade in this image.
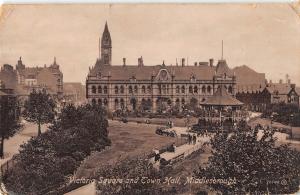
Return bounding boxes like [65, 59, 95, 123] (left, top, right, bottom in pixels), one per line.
[86, 23, 237, 112]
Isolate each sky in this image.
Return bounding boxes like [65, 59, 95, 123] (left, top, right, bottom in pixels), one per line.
[0, 4, 299, 85]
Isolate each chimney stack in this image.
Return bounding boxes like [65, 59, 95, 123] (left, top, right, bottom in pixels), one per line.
[209, 58, 214, 67]
[291, 84, 296, 89]
[138, 56, 144, 67]
[194, 62, 198, 66]
[123, 58, 126, 66]
[181, 58, 185, 67]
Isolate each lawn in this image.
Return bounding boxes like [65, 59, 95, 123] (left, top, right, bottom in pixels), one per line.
[75, 120, 182, 178]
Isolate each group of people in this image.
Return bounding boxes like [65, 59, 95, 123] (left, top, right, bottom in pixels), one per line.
[187, 134, 197, 145]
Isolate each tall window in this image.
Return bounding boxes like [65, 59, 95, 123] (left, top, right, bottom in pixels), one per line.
[104, 98, 108, 106]
[202, 86, 206, 94]
[194, 86, 198, 93]
[189, 86, 193, 93]
[142, 85, 146, 93]
[98, 86, 102, 93]
[120, 85, 124, 94]
[129, 85, 133, 94]
[176, 86, 180, 94]
[228, 86, 233, 94]
[181, 86, 185, 93]
[115, 86, 119, 94]
[147, 86, 151, 94]
[92, 86, 96, 94]
[134, 85, 138, 93]
[207, 86, 211, 94]
[104, 86, 108, 94]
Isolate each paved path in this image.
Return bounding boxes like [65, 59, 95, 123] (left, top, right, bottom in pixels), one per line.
[0, 121, 47, 165]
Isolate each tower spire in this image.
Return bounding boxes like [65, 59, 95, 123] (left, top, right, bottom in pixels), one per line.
[221, 40, 224, 60]
[100, 21, 112, 65]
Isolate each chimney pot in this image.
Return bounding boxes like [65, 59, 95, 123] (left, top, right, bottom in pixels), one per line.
[123, 58, 126, 66]
[209, 58, 214, 67]
[182, 58, 185, 67]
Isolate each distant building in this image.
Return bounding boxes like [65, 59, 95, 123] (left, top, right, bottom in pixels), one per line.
[0, 57, 63, 98]
[63, 82, 86, 104]
[236, 81, 299, 111]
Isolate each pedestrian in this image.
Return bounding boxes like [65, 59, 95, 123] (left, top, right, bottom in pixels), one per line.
[193, 134, 196, 145]
[188, 134, 191, 144]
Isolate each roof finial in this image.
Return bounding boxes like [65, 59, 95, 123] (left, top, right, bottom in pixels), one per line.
[19, 56, 22, 61]
[54, 56, 56, 65]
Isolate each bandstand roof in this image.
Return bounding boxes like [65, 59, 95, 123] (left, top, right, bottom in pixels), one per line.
[0, 91, 8, 96]
[201, 85, 244, 106]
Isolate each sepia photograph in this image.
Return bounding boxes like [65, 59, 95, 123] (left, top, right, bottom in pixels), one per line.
[0, 3, 300, 194]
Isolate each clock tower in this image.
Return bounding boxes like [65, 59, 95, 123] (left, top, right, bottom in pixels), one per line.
[100, 21, 112, 66]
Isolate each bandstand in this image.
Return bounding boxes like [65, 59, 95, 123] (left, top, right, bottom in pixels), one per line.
[198, 85, 244, 130]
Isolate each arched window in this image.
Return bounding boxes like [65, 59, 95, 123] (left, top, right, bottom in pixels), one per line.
[98, 86, 102, 93]
[129, 85, 133, 94]
[228, 86, 233, 94]
[120, 98, 125, 109]
[104, 98, 108, 106]
[142, 85, 146, 93]
[207, 86, 211, 94]
[91, 98, 96, 105]
[120, 85, 124, 94]
[176, 86, 180, 94]
[104, 86, 108, 94]
[181, 98, 185, 105]
[92, 86, 96, 94]
[162, 85, 167, 94]
[189, 86, 193, 93]
[181, 86, 185, 94]
[98, 99, 102, 105]
[147, 86, 151, 93]
[176, 98, 180, 105]
[115, 86, 119, 94]
[202, 86, 206, 94]
[134, 85, 138, 93]
[194, 86, 198, 93]
[115, 99, 119, 109]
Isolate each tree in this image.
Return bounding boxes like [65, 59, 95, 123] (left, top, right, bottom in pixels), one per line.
[0, 94, 21, 158]
[95, 155, 173, 195]
[4, 104, 111, 194]
[195, 127, 300, 194]
[23, 89, 56, 136]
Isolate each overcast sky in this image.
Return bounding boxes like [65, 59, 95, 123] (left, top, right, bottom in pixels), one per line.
[0, 4, 299, 85]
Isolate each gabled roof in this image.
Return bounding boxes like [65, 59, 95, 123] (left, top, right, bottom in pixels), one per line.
[201, 85, 243, 106]
[265, 83, 293, 95]
[215, 59, 233, 76]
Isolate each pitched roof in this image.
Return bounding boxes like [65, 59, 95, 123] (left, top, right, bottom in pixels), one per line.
[89, 62, 217, 81]
[265, 83, 293, 95]
[0, 90, 7, 96]
[295, 87, 300, 96]
[201, 85, 243, 106]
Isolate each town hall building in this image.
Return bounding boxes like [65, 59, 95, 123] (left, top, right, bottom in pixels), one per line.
[86, 23, 243, 112]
